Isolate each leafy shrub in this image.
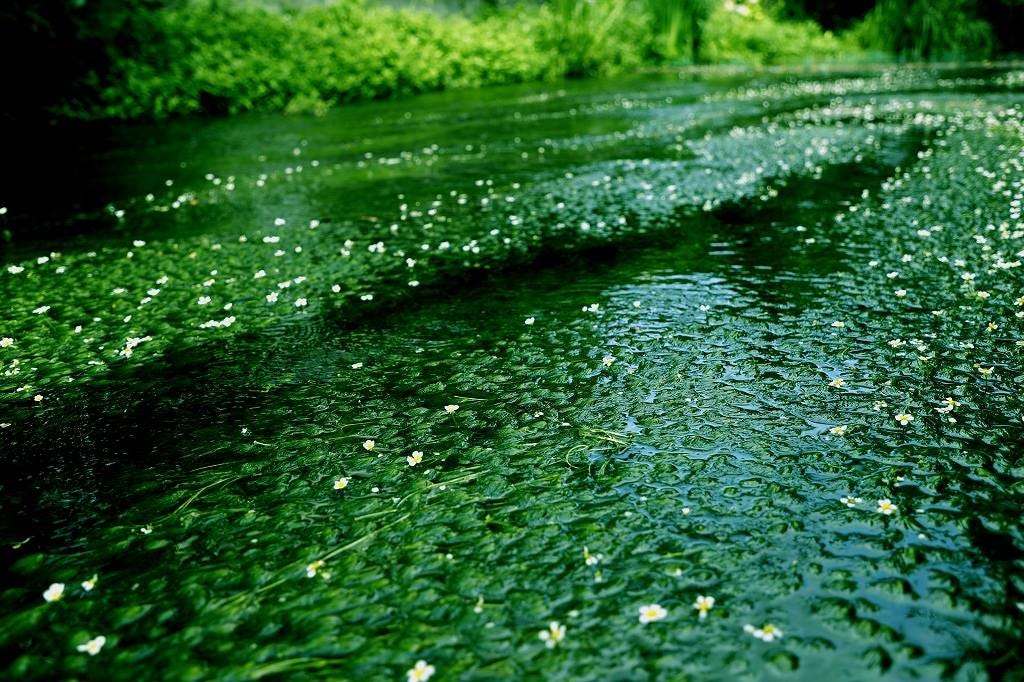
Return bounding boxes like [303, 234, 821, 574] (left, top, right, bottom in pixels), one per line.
[701, 1, 848, 65]
[848, 0, 994, 60]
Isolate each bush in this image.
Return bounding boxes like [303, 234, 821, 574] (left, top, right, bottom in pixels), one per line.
[701, 1, 848, 65]
[61, 0, 659, 120]
[848, 0, 994, 61]
[45, 0, 858, 121]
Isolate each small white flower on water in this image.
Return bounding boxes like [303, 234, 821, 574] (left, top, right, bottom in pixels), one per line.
[333, 477, 349, 490]
[894, 289, 907, 298]
[407, 660, 435, 682]
[32, 306, 51, 314]
[43, 583, 65, 602]
[351, 362, 363, 369]
[638, 604, 667, 624]
[829, 426, 847, 436]
[266, 292, 279, 303]
[744, 623, 783, 642]
[197, 296, 211, 305]
[583, 546, 602, 566]
[828, 378, 845, 388]
[444, 404, 459, 414]
[831, 321, 845, 328]
[81, 575, 97, 591]
[407, 451, 423, 467]
[602, 356, 616, 367]
[524, 317, 535, 326]
[840, 496, 863, 508]
[895, 413, 913, 426]
[538, 621, 566, 648]
[294, 298, 307, 307]
[331, 284, 341, 293]
[139, 526, 153, 534]
[306, 560, 325, 577]
[77, 636, 106, 656]
[0, 337, 13, 348]
[694, 595, 715, 619]
[33, 394, 43, 403]
[362, 440, 375, 451]
[8, 265, 25, 274]
[877, 499, 896, 515]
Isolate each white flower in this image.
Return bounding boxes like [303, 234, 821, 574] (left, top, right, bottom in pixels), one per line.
[362, 440, 375, 451]
[839, 496, 863, 508]
[294, 298, 307, 307]
[894, 413, 913, 426]
[407, 451, 424, 467]
[33, 394, 43, 403]
[407, 660, 435, 682]
[197, 296, 211, 305]
[744, 623, 783, 642]
[306, 560, 325, 577]
[693, 595, 715, 619]
[43, 583, 65, 602]
[524, 317, 535, 326]
[828, 378, 845, 388]
[32, 306, 51, 314]
[351, 362, 363, 369]
[877, 499, 896, 515]
[444, 404, 459, 414]
[0, 337, 13, 348]
[76, 636, 106, 656]
[81, 575, 98, 591]
[333, 477, 349, 490]
[638, 604, 667, 624]
[602, 355, 616, 367]
[8, 265, 25, 274]
[139, 526, 153, 534]
[266, 292, 279, 303]
[829, 425, 847, 436]
[538, 621, 566, 648]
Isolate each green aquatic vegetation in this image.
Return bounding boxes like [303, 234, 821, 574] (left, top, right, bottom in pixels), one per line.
[1, 68, 1024, 680]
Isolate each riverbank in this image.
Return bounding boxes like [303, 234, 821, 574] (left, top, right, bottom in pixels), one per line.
[28, 0, 852, 122]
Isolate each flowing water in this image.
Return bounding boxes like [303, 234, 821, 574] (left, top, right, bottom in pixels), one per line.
[1, 66, 1023, 681]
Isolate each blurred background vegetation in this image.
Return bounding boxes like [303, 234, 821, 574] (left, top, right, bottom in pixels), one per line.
[1, 0, 1022, 123]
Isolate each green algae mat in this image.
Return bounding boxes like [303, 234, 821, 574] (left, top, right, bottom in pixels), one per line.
[1, 66, 1023, 680]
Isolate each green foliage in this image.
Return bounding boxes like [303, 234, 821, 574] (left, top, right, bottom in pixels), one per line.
[45, 0, 859, 121]
[75, 0, 565, 119]
[849, 0, 995, 60]
[701, 1, 848, 65]
[645, 0, 716, 62]
[536, 0, 651, 78]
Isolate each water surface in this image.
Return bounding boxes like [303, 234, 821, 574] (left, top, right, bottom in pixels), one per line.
[1, 67, 1023, 680]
